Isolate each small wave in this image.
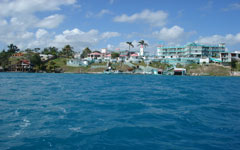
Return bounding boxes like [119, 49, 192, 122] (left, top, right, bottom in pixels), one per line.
[20, 118, 31, 128]
[69, 127, 82, 132]
[59, 107, 67, 114]
[14, 109, 19, 116]
[8, 131, 22, 138]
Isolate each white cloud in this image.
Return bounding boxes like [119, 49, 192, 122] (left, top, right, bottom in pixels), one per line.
[50, 28, 121, 50]
[107, 44, 114, 50]
[152, 26, 196, 45]
[36, 29, 49, 39]
[86, 9, 112, 18]
[153, 26, 184, 41]
[114, 9, 168, 27]
[37, 14, 64, 29]
[0, 0, 76, 17]
[112, 40, 157, 54]
[0, 0, 77, 49]
[101, 32, 120, 39]
[196, 33, 240, 45]
[0, 31, 35, 49]
[97, 9, 112, 17]
[51, 29, 99, 49]
[22, 32, 34, 39]
[109, 40, 152, 51]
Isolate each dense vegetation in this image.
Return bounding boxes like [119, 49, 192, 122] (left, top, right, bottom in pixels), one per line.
[0, 44, 76, 72]
[1, 43, 240, 76]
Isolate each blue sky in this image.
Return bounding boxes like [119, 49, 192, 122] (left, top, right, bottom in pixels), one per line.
[0, 0, 240, 53]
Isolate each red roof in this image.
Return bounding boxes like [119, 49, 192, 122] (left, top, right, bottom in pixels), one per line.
[130, 53, 138, 57]
[13, 53, 24, 57]
[88, 52, 102, 55]
[22, 60, 30, 64]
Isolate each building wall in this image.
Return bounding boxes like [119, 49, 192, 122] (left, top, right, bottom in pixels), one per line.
[157, 43, 225, 59]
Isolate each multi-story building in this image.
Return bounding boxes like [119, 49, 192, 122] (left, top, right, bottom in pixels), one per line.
[157, 42, 226, 58]
[156, 42, 226, 64]
[220, 51, 240, 62]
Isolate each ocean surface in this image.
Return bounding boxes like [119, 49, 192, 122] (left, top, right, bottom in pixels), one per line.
[0, 73, 240, 150]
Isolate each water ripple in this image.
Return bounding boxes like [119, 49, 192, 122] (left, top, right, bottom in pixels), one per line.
[0, 73, 240, 150]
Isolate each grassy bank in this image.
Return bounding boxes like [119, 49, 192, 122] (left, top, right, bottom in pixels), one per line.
[186, 63, 231, 76]
[44, 58, 235, 76]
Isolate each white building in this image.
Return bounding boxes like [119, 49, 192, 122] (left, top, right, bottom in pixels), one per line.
[101, 48, 107, 54]
[40, 54, 54, 61]
[220, 51, 240, 62]
[74, 52, 81, 59]
[157, 42, 226, 59]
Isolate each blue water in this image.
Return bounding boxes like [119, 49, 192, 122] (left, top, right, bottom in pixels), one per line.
[0, 73, 240, 150]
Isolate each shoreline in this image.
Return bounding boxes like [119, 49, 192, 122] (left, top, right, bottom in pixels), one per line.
[1, 71, 240, 77]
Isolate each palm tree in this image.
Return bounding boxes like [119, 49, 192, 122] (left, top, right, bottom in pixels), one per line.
[62, 45, 74, 58]
[138, 40, 148, 48]
[7, 44, 20, 54]
[126, 42, 134, 51]
[138, 40, 148, 56]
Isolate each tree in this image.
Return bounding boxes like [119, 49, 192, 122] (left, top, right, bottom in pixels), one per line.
[25, 48, 33, 53]
[42, 48, 50, 55]
[34, 48, 40, 53]
[49, 47, 59, 57]
[61, 45, 74, 58]
[231, 58, 237, 72]
[81, 47, 92, 58]
[30, 53, 42, 72]
[7, 44, 20, 54]
[111, 52, 120, 59]
[46, 61, 57, 72]
[42, 47, 59, 57]
[0, 50, 9, 68]
[138, 40, 148, 56]
[30, 54, 42, 66]
[138, 40, 148, 48]
[126, 42, 134, 51]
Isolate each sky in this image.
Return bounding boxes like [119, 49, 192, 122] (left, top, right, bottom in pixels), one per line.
[0, 0, 240, 53]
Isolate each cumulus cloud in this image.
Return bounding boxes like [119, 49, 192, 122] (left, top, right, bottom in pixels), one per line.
[52, 29, 99, 48]
[107, 40, 154, 51]
[0, 26, 121, 50]
[86, 9, 112, 18]
[0, 30, 35, 49]
[50, 28, 121, 50]
[36, 29, 49, 39]
[101, 32, 120, 39]
[0, 0, 76, 49]
[196, 33, 240, 45]
[0, 0, 76, 17]
[118, 40, 139, 50]
[37, 14, 64, 29]
[107, 44, 114, 50]
[114, 9, 168, 27]
[153, 26, 184, 41]
[152, 26, 196, 45]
